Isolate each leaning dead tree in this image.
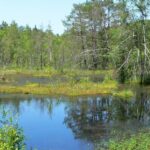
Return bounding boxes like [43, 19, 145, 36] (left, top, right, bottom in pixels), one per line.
[117, 0, 150, 84]
[133, 0, 150, 84]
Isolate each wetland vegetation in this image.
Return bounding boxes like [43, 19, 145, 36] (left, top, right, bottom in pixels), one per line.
[0, 69, 128, 97]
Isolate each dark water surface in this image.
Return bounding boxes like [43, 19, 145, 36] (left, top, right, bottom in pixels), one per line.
[0, 91, 149, 150]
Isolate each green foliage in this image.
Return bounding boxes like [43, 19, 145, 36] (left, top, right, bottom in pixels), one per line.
[0, 109, 25, 150]
[109, 131, 150, 150]
[0, 126, 25, 150]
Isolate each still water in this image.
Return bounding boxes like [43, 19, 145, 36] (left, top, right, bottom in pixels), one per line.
[0, 91, 149, 150]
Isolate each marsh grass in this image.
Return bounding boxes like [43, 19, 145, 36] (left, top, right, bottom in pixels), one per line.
[0, 80, 118, 96]
[113, 89, 134, 99]
[0, 68, 112, 76]
[0, 68, 57, 77]
[0, 69, 134, 98]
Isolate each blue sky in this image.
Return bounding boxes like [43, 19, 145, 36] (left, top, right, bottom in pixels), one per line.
[0, 0, 85, 34]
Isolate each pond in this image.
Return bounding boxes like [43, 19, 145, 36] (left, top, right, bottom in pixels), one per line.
[0, 91, 149, 150]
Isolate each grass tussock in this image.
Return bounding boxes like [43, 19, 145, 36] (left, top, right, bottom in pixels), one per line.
[113, 90, 134, 99]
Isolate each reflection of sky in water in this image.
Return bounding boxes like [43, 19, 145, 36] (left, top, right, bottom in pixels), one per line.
[20, 100, 93, 150]
[0, 96, 94, 150]
[0, 94, 149, 150]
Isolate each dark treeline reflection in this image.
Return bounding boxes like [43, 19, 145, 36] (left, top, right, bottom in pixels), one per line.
[0, 94, 61, 116]
[0, 91, 149, 142]
[64, 92, 150, 141]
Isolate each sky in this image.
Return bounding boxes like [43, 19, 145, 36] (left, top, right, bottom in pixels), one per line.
[0, 0, 86, 34]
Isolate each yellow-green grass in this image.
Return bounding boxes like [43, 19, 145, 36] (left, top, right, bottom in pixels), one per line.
[0, 69, 135, 98]
[63, 69, 113, 76]
[0, 81, 118, 96]
[0, 68, 113, 77]
[113, 90, 134, 99]
[0, 68, 58, 77]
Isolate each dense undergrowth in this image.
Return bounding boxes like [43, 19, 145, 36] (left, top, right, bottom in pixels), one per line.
[109, 130, 150, 150]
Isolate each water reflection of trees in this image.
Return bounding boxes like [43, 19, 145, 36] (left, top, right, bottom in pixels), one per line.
[64, 93, 150, 141]
[0, 92, 149, 142]
[64, 97, 112, 140]
[0, 95, 62, 117]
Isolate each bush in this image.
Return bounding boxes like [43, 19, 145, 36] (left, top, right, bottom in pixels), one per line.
[0, 109, 25, 150]
[109, 131, 150, 150]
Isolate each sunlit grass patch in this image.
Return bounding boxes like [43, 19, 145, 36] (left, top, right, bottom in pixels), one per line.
[0, 68, 58, 77]
[0, 80, 118, 96]
[25, 83, 40, 87]
[113, 89, 134, 99]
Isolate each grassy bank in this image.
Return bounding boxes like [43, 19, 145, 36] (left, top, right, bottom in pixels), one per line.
[0, 69, 134, 97]
[0, 81, 118, 96]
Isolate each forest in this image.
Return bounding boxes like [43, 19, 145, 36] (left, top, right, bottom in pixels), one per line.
[0, 0, 150, 84]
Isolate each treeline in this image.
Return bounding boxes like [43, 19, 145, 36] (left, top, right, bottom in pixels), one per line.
[0, 21, 74, 70]
[0, 0, 150, 84]
[0, 22, 55, 69]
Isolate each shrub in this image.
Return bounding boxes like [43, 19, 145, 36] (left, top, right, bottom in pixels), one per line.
[0, 109, 25, 150]
[109, 131, 150, 150]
